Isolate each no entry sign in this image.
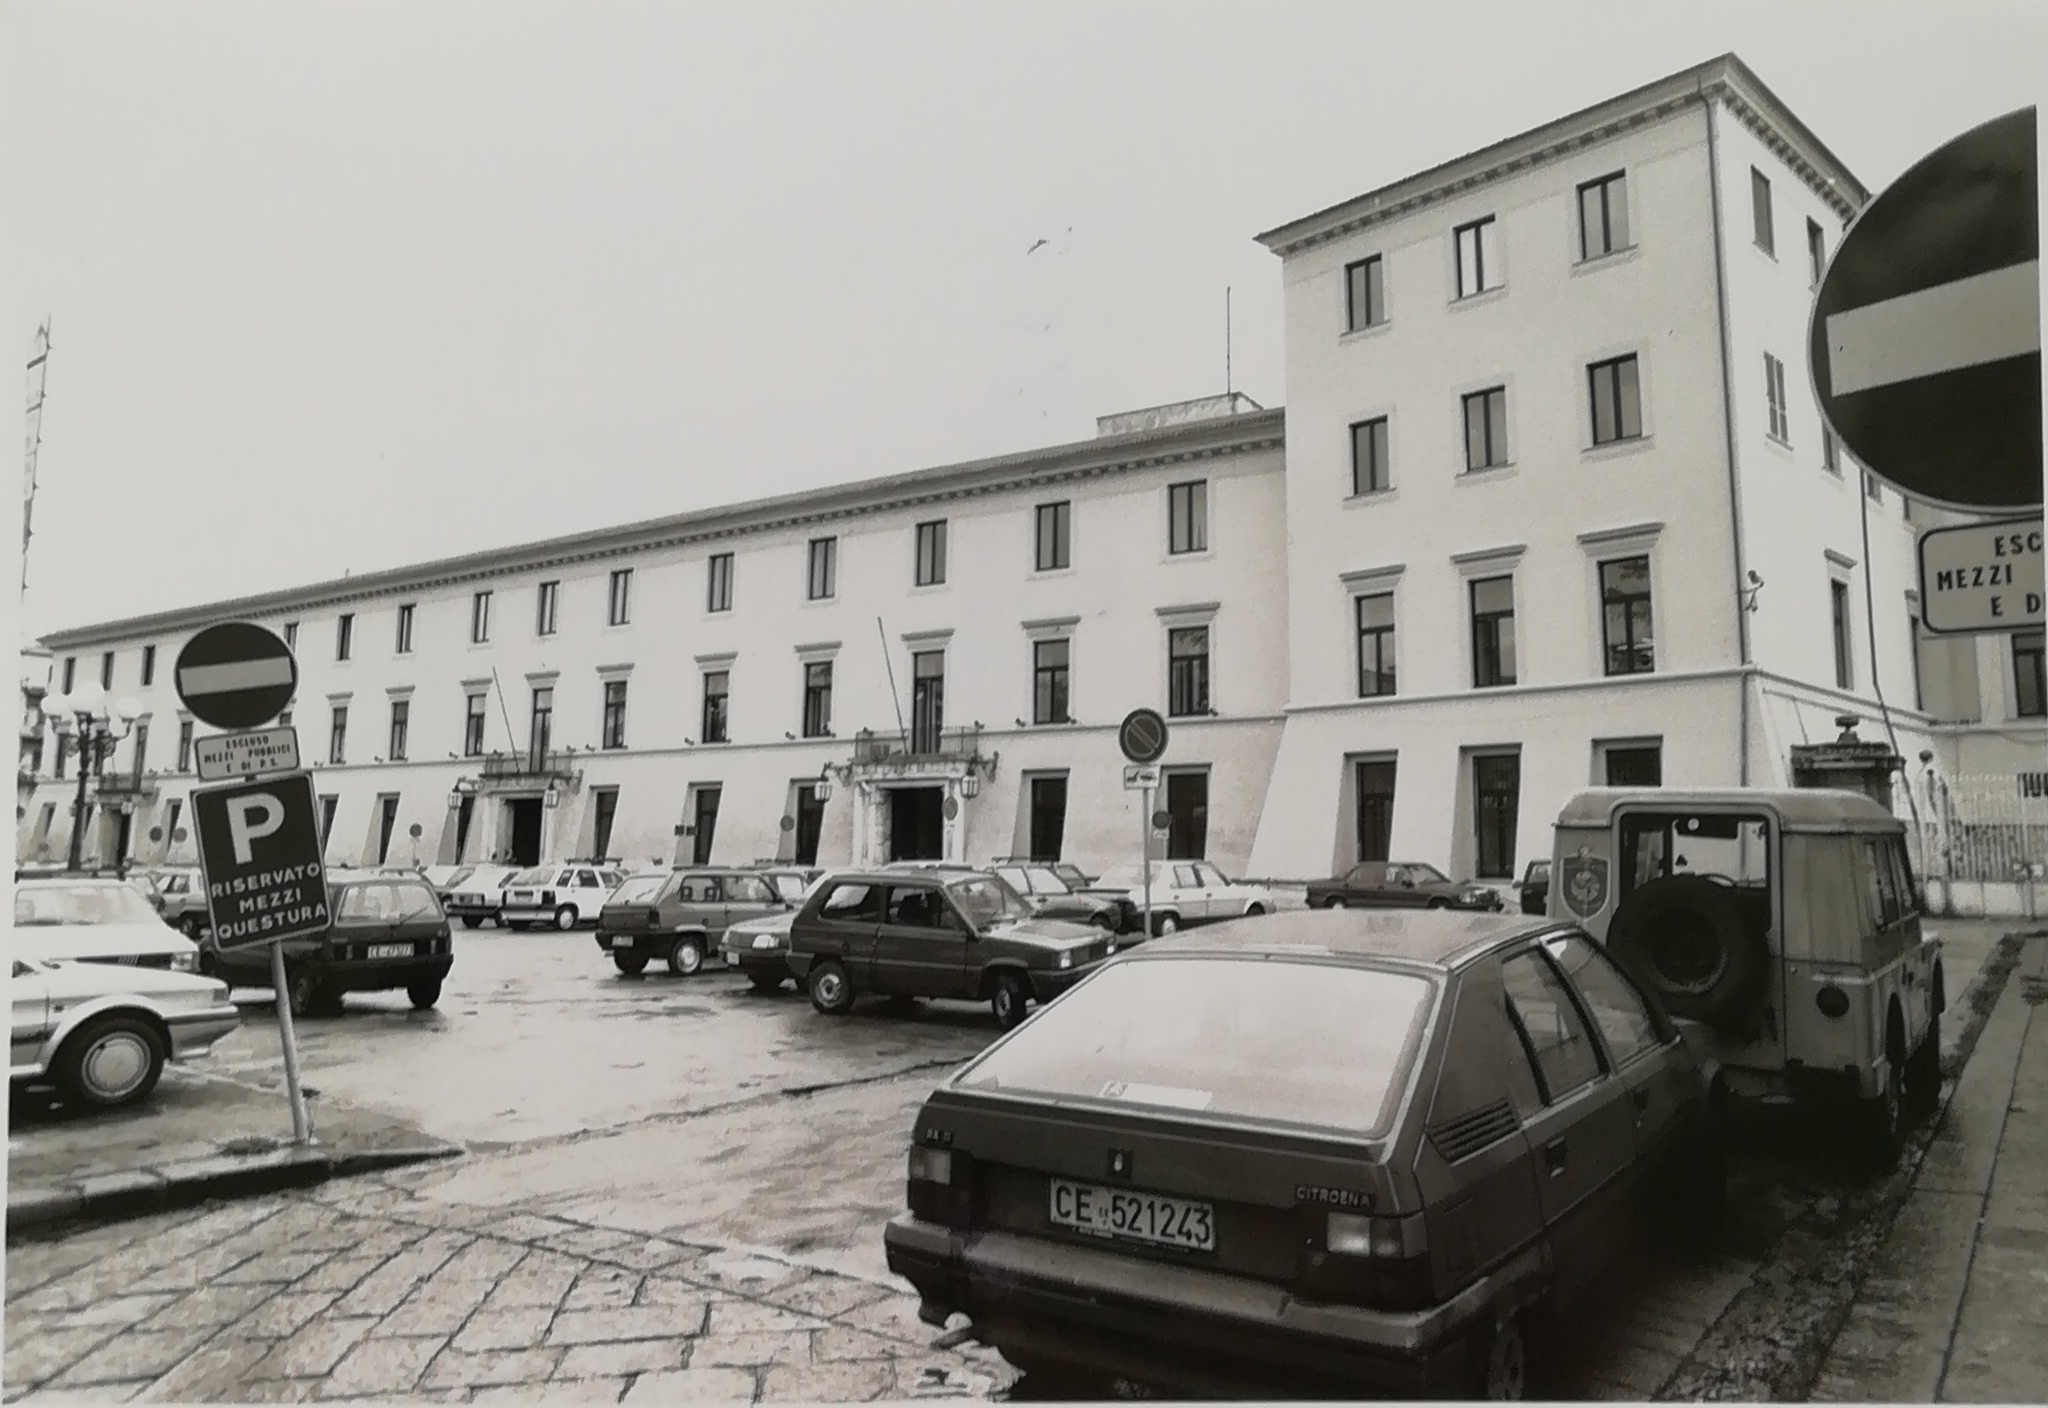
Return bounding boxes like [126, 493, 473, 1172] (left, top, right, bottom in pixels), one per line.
[1810, 107, 2041, 512]
[176, 621, 299, 731]
[191, 770, 330, 950]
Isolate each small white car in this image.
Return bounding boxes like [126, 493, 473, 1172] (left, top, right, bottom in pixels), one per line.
[498, 864, 629, 931]
[1089, 860, 1277, 936]
[13, 876, 202, 972]
[440, 864, 523, 929]
[10, 958, 240, 1109]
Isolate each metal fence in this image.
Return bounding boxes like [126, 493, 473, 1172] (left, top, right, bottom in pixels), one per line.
[1911, 769, 2048, 919]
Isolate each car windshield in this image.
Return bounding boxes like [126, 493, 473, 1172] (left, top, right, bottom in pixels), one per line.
[507, 867, 553, 886]
[1409, 864, 1450, 884]
[610, 876, 666, 904]
[946, 875, 1033, 929]
[1019, 865, 1072, 895]
[14, 883, 165, 927]
[955, 956, 1436, 1136]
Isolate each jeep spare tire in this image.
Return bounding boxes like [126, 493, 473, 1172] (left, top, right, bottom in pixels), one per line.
[1606, 875, 1765, 1029]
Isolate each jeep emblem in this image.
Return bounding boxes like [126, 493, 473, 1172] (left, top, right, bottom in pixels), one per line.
[1562, 853, 1610, 919]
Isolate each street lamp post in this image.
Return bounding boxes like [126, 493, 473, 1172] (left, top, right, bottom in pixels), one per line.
[44, 684, 143, 873]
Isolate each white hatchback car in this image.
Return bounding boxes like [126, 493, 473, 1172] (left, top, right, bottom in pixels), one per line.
[10, 958, 240, 1109]
[1089, 860, 1277, 936]
[498, 864, 629, 931]
[13, 875, 202, 972]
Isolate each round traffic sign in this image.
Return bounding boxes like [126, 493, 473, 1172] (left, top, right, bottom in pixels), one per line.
[408, 823, 423, 839]
[1151, 810, 1171, 831]
[1118, 708, 1169, 765]
[174, 621, 298, 731]
[1810, 105, 2040, 512]
[148, 826, 164, 842]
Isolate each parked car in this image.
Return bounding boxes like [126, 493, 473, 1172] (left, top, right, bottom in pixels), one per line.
[746, 863, 824, 905]
[990, 862, 1128, 932]
[441, 864, 523, 929]
[721, 871, 837, 991]
[882, 908, 1725, 1400]
[1087, 861, 1276, 936]
[126, 870, 169, 916]
[992, 856, 1095, 891]
[1515, 860, 1551, 916]
[786, 869, 1114, 1028]
[595, 867, 791, 977]
[10, 957, 241, 1110]
[12, 875, 202, 972]
[147, 866, 212, 937]
[208, 873, 455, 1017]
[1552, 786, 1945, 1168]
[497, 863, 629, 931]
[1307, 861, 1505, 913]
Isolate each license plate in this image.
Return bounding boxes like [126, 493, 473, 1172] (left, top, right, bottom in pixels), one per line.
[611, 937, 632, 949]
[725, 951, 740, 965]
[366, 943, 411, 960]
[1048, 1179, 1215, 1252]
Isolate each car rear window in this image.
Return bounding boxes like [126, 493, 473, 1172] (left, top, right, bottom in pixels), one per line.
[338, 883, 443, 921]
[507, 867, 552, 886]
[611, 876, 666, 904]
[954, 955, 1437, 1136]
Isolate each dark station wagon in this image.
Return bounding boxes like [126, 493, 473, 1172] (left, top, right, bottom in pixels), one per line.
[595, 868, 790, 977]
[883, 909, 1724, 1400]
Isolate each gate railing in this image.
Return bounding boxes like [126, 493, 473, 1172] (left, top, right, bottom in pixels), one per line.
[1911, 769, 2048, 918]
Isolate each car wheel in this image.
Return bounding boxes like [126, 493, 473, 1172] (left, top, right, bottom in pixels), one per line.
[990, 972, 1029, 1029]
[667, 934, 705, 977]
[1472, 1311, 1527, 1401]
[1244, 903, 1265, 916]
[1324, 897, 1348, 910]
[1090, 912, 1116, 931]
[808, 960, 855, 1015]
[553, 905, 579, 931]
[54, 1014, 166, 1110]
[407, 979, 442, 1010]
[1155, 912, 1180, 936]
[1427, 898, 1451, 910]
[1858, 1056, 1906, 1173]
[746, 970, 785, 994]
[613, 953, 649, 977]
[285, 967, 326, 1019]
[1906, 1014, 1943, 1119]
[460, 916, 483, 930]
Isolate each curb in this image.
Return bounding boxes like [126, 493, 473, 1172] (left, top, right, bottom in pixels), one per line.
[5, 1143, 464, 1246]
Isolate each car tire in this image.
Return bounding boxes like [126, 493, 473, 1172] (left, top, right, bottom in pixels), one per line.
[1857, 1056, 1907, 1173]
[553, 905, 579, 932]
[1090, 913, 1116, 931]
[53, 1014, 166, 1110]
[460, 916, 483, 930]
[1469, 1310, 1528, 1401]
[407, 979, 442, 1010]
[1154, 912, 1180, 937]
[1606, 876, 1767, 1031]
[1906, 1014, 1943, 1118]
[1426, 898, 1450, 910]
[667, 934, 705, 977]
[746, 970, 785, 994]
[808, 960, 856, 1015]
[285, 967, 326, 1019]
[1324, 897, 1348, 910]
[1244, 903, 1266, 916]
[613, 953, 649, 977]
[990, 972, 1029, 1030]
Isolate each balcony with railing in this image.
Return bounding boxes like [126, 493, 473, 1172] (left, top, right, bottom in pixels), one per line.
[479, 748, 579, 781]
[850, 725, 988, 765]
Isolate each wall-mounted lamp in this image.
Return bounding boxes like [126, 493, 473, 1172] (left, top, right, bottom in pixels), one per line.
[1740, 569, 1765, 614]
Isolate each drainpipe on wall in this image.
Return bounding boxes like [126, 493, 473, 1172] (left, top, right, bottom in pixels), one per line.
[1703, 83, 1755, 786]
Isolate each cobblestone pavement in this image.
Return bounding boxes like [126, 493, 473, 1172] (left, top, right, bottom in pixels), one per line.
[3, 1183, 1015, 1404]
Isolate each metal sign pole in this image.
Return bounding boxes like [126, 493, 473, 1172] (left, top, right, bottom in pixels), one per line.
[267, 939, 315, 1145]
[1141, 783, 1154, 939]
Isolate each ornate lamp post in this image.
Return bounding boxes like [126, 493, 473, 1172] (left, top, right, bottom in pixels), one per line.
[44, 683, 143, 873]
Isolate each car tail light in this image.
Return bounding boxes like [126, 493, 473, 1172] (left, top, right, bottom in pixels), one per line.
[1325, 1211, 1423, 1259]
[907, 1146, 975, 1227]
[1294, 1207, 1433, 1312]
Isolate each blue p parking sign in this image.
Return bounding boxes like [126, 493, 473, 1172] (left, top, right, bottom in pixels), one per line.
[191, 769, 331, 949]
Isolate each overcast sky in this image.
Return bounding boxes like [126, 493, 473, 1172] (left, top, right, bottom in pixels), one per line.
[8, 0, 2045, 640]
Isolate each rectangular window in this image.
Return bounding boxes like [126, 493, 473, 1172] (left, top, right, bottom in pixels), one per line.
[177, 719, 194, 771]
[318, 795, 338, 848]
[1807, 218, 1826, 286]
[537, 580, 559, 636]
[161, 799, 180, 853]
[1599, 556, 1655, 676]
[1028, 775, 1069, 861]
[591, 788, 619, 861]
[1164, 770, 1209, 861]
[911, 651, 946, 754]
[1588, 355, 1643, 444]
[61, 656, 75, 693]
[1823, 428, 1841, 475]
[2015, 629, 2046, 719]
[388, 699, 410, 761]
[130, 721, 149, 779]
[1831, 579, 1854, 689]
[464, 694, 487, 757]
[601, 680, 628, 750]
[376, 796, 400, 865]
[529, 686, 553, 767]
[100, 652, 114, 689]
[1355, 758, 1396, 864]
[707, 553, 734, 612]
[1866, 470, 1883, 502]
[1603, 744, 1663, 787]
[1577, 171, 1630, 260]
[701, 671, 729, 744]
[1345, 254, 1385, 331]
[141, 645, 156, 688]
[1473, 753, 1521, 880]
[1033, 639, 1071, 725]
[807, 537, 837, 600]
[793, 783, 825, 866]
[1356, 593, 1396, 698]
[915, 520, 948, 587]
[1463, 387, 1508, 471]
[1349, 416, 1390, 495]
[1765, 353, 1789, 443]
[329, 705, 348, 765]
[395, 603, 415, 654]
[692, 786, 722, 866]
[1454, 216, 1498, 298]
[1167, 481, 1208, 555]
[1167, 626, 1211, 717]
[470, 591, 492, 644]
[1471, 575, 1517, 688]
[282, 623, 297, 651]
[802, 661, 834, 738]
[1751, 168, 1774, 253]
[608, 568, 632, 626]
[1035, 501, 1071, 571]
[335, 616, 353, 662]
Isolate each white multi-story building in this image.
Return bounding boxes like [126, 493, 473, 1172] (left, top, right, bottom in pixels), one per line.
[18, 54, 2044, 890]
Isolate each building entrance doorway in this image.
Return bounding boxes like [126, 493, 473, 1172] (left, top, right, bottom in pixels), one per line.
[889, 787, 944, 861]
[504, 797, 543, 865]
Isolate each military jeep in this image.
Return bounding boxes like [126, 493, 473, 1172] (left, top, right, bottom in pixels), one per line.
[1550, 787, 1943, 1168]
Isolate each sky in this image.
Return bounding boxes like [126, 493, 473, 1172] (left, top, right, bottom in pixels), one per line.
[7, 0, 2046, 641]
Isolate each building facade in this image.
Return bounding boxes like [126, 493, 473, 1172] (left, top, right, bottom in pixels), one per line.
[17, 55, 2043, 891]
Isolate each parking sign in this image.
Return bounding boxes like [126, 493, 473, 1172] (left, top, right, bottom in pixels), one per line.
[191, 769, 331, 950]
